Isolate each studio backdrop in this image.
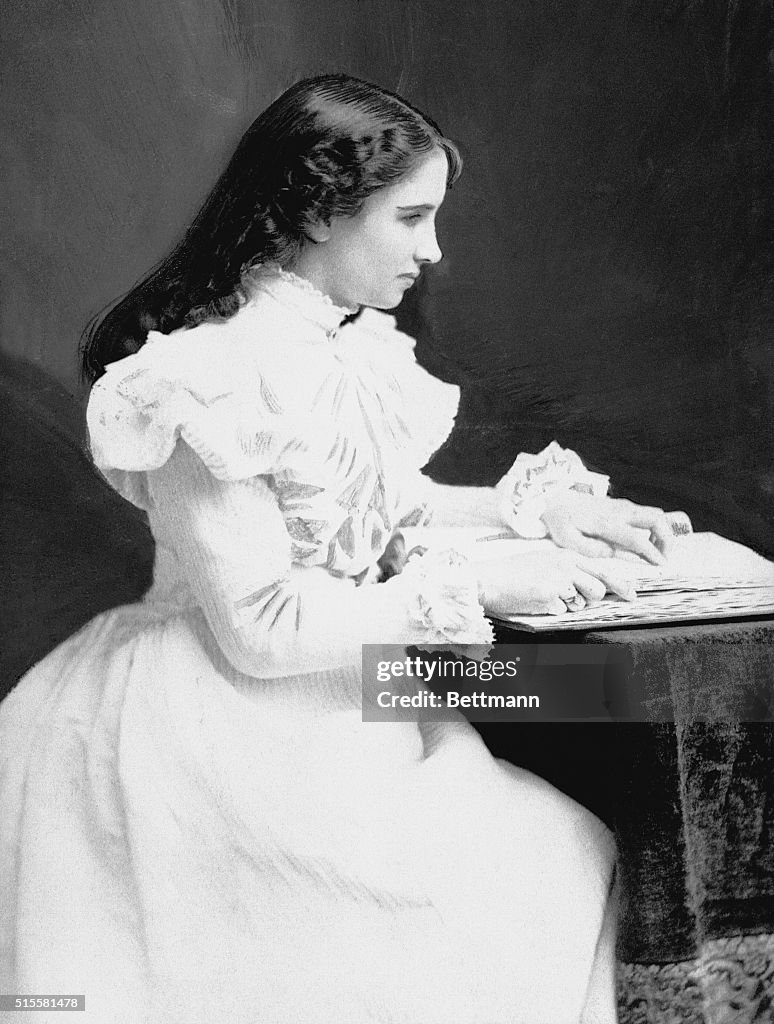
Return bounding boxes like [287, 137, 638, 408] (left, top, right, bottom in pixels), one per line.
[2, 0, 773, 668]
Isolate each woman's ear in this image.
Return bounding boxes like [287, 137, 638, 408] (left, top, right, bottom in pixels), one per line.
[303, 218, 332, 244]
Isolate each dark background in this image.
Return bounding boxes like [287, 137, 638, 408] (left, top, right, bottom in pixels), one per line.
[2, 0, 773, 685]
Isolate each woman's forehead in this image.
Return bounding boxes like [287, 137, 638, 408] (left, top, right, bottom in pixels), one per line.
[381, 150, 449, 208]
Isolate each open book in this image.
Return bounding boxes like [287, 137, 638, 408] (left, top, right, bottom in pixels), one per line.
[400, 528, 774, 631]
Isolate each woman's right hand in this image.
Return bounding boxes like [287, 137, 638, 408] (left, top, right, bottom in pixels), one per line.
[475, 548, 637, 618]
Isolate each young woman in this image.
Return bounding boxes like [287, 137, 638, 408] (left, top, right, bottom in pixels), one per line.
[0, 73, 676, 1022]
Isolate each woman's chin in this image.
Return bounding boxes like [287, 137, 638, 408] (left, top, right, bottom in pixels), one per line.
[367, 291, 408, 311]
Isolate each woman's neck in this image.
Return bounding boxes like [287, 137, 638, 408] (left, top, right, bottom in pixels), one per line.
[289, 248, 356, 312]
[242, 264, 358, 335]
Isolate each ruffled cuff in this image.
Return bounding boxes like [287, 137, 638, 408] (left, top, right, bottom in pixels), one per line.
[397, 548, 494, 645]
[495, 441, 610, 538]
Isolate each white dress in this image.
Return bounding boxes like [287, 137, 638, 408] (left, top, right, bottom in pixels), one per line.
[0, 270, 617, 1023]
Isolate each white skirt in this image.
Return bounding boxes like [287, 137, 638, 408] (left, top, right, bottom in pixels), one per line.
[0, 603, 617, 1023]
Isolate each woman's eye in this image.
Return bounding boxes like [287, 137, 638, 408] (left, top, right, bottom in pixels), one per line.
[401, 213, 423, 224]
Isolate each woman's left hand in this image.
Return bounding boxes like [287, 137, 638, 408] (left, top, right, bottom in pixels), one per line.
[540, 493, 684, 565]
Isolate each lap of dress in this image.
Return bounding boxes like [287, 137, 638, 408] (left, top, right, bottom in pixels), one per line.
[0, 603, 616, 1024]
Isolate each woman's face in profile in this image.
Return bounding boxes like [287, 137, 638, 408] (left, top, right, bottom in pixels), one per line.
[301, 147, 448, 310]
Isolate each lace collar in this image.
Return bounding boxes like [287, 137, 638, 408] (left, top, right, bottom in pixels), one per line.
[243, 265, 358, 337]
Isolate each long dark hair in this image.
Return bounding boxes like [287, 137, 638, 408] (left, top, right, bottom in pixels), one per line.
[81, 74, 462, 382]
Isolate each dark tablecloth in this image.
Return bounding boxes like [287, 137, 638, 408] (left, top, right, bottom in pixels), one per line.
[487, 618, 774, 1023]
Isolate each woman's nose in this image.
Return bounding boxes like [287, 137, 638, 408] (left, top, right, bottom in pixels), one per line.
[416, 225, 442, 265]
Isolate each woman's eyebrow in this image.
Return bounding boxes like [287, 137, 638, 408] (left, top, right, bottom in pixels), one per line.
[397, 203, 436, 211]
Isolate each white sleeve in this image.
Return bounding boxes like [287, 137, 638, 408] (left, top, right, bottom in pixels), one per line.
[86, 327, 288, 509]
[421, 481, 505, 528]
[146, 443, 493, 679]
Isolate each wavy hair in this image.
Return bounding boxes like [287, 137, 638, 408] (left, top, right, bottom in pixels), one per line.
[81, 74, 462, 381]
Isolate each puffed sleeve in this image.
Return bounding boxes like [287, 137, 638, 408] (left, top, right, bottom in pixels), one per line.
[145, 442, 493, 678]
[86, 326, 287, 508]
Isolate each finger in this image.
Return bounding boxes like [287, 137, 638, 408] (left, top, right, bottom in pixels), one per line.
[649, 523, 674, 559]
[547, 521, 615, 559]
[625, 507, 674, 557]
[566, 535, 616, 559]
[571, 571, 606, 606]
[608, 502, 676, 558]
[577, 558, 637, 601]
[666, 510, 693, 535]
[608, 499, 663, 524]
[647, 511, 694, 557]
[547, 596, 568, 616]
[579, 517, 665, 565]
[561, 591, 587, 612]
[644, 510, 693, 557]
[525, 577, 572, 615]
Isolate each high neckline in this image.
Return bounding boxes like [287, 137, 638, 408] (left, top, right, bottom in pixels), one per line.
[243, 265, 358, 336]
